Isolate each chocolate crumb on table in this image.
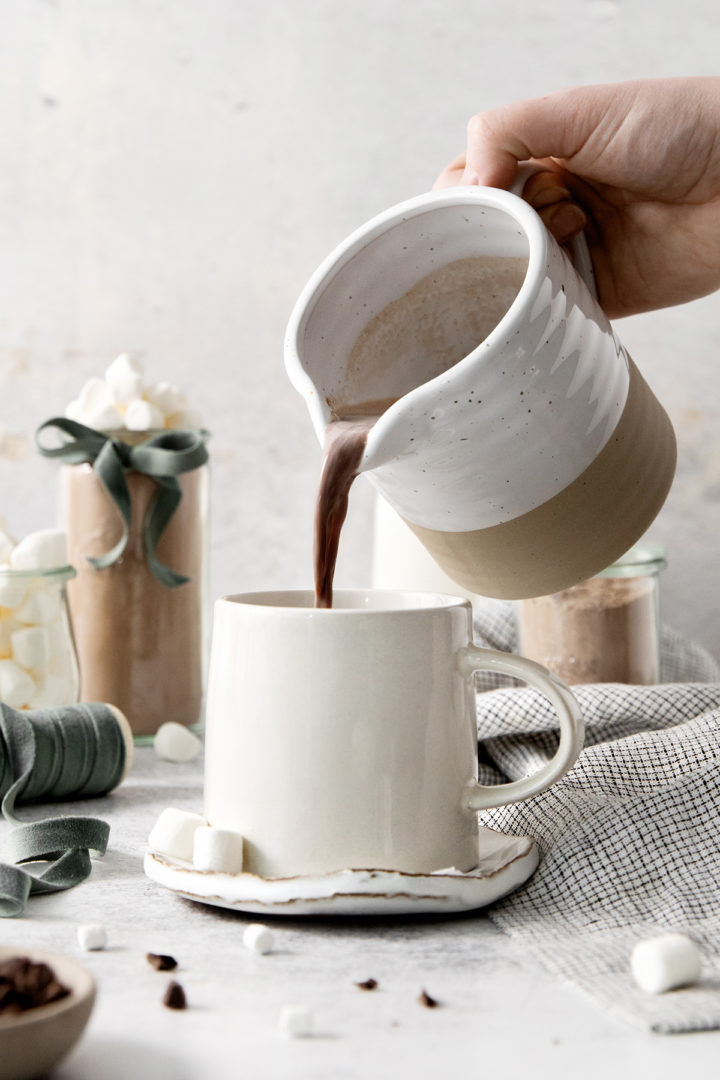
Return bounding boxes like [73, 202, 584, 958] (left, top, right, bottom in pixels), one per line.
[163, 981, 187, 1009]
[418, 988, 439, 1008]
[0, 957, 70, 1015]
[147, 953, 178, 971]
[355, 978, 378, 991]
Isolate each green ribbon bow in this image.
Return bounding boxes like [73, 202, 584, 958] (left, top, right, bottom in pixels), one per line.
[36, 418, 209, 589]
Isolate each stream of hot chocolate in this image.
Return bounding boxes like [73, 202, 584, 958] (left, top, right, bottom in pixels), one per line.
[314, 400, 398, 608]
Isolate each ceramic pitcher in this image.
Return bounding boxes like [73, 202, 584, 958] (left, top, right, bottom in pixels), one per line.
[284, 180, 676, 599]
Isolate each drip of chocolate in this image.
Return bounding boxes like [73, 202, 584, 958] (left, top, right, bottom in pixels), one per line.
[313, 416, 376, 608]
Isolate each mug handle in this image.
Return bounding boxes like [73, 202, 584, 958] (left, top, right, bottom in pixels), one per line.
[512, 161, 598, 300]
[457, 646, 585, 811]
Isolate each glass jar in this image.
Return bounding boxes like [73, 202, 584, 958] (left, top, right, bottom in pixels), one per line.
[0, 565, 79, 708]
[517, 543, 667, 685]
[59, 433, 209, 739]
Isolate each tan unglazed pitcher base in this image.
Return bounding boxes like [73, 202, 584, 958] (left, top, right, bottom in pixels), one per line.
[406, 359, 676, 600]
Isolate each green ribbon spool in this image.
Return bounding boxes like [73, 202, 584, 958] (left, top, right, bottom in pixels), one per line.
[36, 418, 209, 589]
[0, 703, 128, 917]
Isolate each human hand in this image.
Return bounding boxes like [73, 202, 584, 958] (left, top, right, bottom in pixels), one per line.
[434, 78, 720, 318]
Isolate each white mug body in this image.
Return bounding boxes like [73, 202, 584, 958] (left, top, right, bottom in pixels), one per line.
[203, 590, 585, 878]
[204, 590, 479, 877]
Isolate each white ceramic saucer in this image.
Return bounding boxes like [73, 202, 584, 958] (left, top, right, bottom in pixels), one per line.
[143, 826, 538, 916]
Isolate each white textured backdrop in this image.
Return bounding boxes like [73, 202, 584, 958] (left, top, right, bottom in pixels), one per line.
[0, 0, 718, 657]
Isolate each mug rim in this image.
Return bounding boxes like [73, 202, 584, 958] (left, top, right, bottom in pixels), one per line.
[217, 588, 471, 614]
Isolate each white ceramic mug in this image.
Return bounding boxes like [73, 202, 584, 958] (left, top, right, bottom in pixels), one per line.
[204, 590, 584, 878]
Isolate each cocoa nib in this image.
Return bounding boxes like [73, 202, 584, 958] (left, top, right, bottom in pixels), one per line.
[147, 953, 178, 971]
[418, 988, 439, 1008]
[163, 980, 187, 1009]
[0, 957, 70, 1014]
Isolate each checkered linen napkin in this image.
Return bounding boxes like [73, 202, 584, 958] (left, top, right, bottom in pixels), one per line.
[473, 601, 720, 1033]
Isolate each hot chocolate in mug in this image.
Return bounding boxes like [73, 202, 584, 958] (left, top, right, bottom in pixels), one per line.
[284, 178, 676, 599]
[203, 590, 584, 878]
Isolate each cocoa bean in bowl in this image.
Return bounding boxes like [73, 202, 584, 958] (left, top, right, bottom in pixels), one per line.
[0, 946, 96, 1080]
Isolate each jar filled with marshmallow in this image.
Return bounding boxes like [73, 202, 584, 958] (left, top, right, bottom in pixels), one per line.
[37, 355, 209, 739]
[0, 529, 79, 709]
[517, 543, 667, 685]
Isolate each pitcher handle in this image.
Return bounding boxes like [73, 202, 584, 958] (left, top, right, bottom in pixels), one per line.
[458, 646, 584, 811]
[512, 161, 598, 300]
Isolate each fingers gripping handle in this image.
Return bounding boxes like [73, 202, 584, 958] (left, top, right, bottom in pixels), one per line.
[459, 646, 584, 811]
[511, 161, 598, 300]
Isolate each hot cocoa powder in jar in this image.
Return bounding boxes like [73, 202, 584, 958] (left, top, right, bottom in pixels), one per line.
[517, 544, 666, 685]
[61, 449, 208, 737]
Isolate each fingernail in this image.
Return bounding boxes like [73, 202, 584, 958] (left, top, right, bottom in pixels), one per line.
[461, 168, 480, 186]
[545, 203, 587, 243]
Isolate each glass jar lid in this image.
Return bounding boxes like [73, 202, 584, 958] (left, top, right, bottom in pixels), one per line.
[597, 541, 667, 579]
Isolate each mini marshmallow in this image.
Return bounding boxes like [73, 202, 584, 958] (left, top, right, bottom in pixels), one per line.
[78, 376, 114, 415]
[0, 572, 27, 609]
[82, 403, 124, 431]
[154, 721, 202, 763]
[148, 808, 207, 861]
[15, 587, 61, 626]
[105, 353, 144, 406]
[10, 530, 67, 571]
[0, 532, 14, 565]
[192, 826, 244, 874]
[11, 626, 50, 671]
[278, 1005, 313, 1039]
[631, 933, 702, 994]
[29, 673, 75, 708]
[166, 409, 203, 430]
[145, 381, 188, 416]
[0, 659, 36, 708]
[124, 399, 165, 431]
[243, 923, 274, 955]
[77, 924, 108, 951]
[0, 617, 19, 659]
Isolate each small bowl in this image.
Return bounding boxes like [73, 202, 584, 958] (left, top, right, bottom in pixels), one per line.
[0, 945, 96, 1080]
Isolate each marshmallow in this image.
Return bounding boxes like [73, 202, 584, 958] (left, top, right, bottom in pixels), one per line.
[82, 403, 124, 431]
[10, 530, 67, 571]
[78, 376, 114, 415]
[105, 353, 144, 406]
[148, 808, 207, 861]
[631, 933, 702, 994]
[0, 532, 14, 565]
[243, 923, 274, 955]
[0, 572, 27, 609]
[278, 1005, 313, 1039]
[154, 721, 202, 763]
[166, 409, 203, 431]
[15, 586, 61, 626]
[0, 617, 19, 659]
[145, 382, 188, 416]
[0, 659, 36, 708]
[124, 399, 165, 431]
[78, 924, 108, 951]
[29, 673, 76, 708]
[11, 626, 50, 671]
[192, 826, 244, 874]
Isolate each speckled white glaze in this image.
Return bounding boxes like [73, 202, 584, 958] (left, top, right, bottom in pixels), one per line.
[285, 184, 629, 532]
[203, 590, 583, 879]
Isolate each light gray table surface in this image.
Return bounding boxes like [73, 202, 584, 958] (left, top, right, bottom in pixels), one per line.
[1, 746, 718, 1080]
